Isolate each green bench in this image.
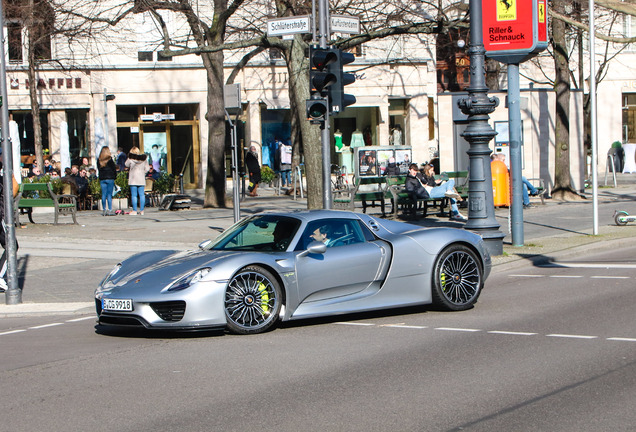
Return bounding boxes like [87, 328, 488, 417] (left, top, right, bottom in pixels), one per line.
[525, 177, 547, 204]
[333, 177, 390, 217]
[15, 182, 78, 225]
[385, 171, 469, 218]
[386, 176, 449, 218]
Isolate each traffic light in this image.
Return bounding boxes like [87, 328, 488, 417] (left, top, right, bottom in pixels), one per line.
[328, 50, 356, 114]
[306, 96, 329, 124]
[306, 46, 338, 123]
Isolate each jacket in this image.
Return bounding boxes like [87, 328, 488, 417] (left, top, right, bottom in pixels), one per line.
[405, 172, 430, 200]
[98, 159, 117, 180]
[125, 154, 150, 186]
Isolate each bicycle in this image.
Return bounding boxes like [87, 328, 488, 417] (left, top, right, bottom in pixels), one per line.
[331, 164, 349, 191]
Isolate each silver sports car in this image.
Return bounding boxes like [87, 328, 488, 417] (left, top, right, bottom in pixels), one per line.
[96, 210, 491, 334]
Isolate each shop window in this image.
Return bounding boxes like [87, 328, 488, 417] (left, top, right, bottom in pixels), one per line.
[66, 110, 89, 165]
[623, 93, 636, 142]
[138, 51, 153, 61]
[10, 111, 49, 157]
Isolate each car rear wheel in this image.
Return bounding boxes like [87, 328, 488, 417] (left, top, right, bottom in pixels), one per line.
[225, 266, 282, 334]
[432, 244, 483, 311]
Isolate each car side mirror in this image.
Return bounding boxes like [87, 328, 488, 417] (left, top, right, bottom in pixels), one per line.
[198, 239, 212, 250]
[298, 241, 327, 257]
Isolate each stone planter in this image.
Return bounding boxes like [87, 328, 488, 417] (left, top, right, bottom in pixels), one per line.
[97, 198, 128, 211]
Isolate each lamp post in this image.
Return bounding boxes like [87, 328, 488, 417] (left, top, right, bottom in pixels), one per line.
[103, 89, 115, 149]
[457, 0, 505, 256]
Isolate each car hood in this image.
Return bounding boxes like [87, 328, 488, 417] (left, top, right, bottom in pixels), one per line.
[103, 249, 246, 293]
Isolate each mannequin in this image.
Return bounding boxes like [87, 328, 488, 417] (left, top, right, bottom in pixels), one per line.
[350, 129, 364, 148]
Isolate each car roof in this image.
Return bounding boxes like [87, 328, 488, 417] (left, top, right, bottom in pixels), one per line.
[256, 209, 362, 223]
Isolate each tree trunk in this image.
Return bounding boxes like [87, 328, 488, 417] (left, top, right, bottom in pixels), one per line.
[203, 50, 228, 208]
[551, 0, 581, 200]
[28, 0, 45, 173]
[287, 37, 322, 209]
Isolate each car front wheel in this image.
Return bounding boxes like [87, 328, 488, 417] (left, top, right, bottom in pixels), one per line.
[432, 244, 483, 311]
[225, 266, 282, 334]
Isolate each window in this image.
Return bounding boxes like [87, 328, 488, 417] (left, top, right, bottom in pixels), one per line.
[138, 51, 153, 61]
[157, 51, 172, 62]
[623, 93, 636, 142]
[7, 22, 23, 62]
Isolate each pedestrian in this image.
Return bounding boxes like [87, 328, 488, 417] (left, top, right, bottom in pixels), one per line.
[115, 147, 127, 172]
[97, 146, 117, 216]
[0, 163, 19, 293]
[246, 145, 261, 197]
[125, 146, 150, 215]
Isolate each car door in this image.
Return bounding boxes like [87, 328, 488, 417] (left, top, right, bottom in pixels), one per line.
[294, 219, 389, 303]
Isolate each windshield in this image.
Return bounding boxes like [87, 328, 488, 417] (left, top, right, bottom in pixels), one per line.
[209, 215, 301, 252]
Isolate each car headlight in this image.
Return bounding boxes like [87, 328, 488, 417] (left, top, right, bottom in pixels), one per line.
[100, 264, 122, 287]
[167, 268, 212, 292]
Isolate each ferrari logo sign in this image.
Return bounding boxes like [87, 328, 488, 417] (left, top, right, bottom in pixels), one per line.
[497, 0, 517, 21]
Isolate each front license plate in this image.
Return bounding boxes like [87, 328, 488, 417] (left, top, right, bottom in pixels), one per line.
[102, 298, 133, 312]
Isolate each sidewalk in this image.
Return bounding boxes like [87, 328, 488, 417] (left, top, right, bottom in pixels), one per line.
[2, 176, 636, 316]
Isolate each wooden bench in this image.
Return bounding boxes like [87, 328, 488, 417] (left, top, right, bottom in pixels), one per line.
[333, 177, 389, 216]
[15, 182, 78, 225]
[386, 176, 449, 218]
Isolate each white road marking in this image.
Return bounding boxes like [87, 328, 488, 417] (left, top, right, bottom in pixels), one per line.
[607, 337, 636, 342]
[383, 324, 428, 329]
[0, 329, 27, 336]
[28, 323, 64, 330]
[488, 330, 537, 336]
[435, 327, 481, 332]
[549, 275, 583, 278]
[66, 316, 95, 322]
[590, 276, 630, 279]
[335, 322, 375, 326]
[547, 334, 598, 339]
[510, 274, 544, 278]
[542, 263, 636, 269]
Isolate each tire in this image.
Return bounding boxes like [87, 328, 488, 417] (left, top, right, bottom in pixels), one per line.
[225, 266, 282, 334]
[431, 244, 483, 311]
[615, 211, 629, 226]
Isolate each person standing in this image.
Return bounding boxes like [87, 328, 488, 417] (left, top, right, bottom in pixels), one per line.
[115, 147, 127, 172]
[125, 146, 150, 215]
[98, 146, 117, 216]
[245, 145, 261, 197]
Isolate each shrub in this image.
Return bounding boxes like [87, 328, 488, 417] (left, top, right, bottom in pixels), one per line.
[114, 171, 129, 198]
[154, 172, 175, 195]
[89, 178, 101, 197]
[261, 166, 275, 184]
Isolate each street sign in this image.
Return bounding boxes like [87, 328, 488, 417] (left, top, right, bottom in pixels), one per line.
[482, 0, 548, 64]
[267, 15, 310, 37]
[331, 15, 360, 34]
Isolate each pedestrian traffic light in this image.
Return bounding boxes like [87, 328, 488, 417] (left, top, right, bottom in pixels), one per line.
[306, 95, 329, 124]
[328, 50, 356, 114]
[306, 46, 339, 124]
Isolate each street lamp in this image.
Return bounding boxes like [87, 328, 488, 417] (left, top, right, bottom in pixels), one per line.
[457, 0, 505, 256]
[103, 89, 115, 149]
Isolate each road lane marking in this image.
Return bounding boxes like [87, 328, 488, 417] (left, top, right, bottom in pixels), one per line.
[28, 323, 64, 329]
[541, 263, 636, 269]
[335, 322, 375, 326]
[590, 276, 630, 279]
[547, 334, 598, 339]
[510, 274, 544, 278]
[435, 327, 481, 332]
[66, 316, 95, 322]
[383, 324, 428, 329]
[488, 330, 537, 336]
[607, 337, 636, 342]
[0, 329, 27, 336]
[549, 275, 583, 278]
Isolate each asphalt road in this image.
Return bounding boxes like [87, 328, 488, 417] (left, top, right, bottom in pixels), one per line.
[2, 245, 636, 432]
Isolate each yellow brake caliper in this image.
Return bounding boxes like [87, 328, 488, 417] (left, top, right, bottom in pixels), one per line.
[258, 282, 270, 315]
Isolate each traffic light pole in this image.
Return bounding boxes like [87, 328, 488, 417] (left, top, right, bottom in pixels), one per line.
[318, 0, 332, 209]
